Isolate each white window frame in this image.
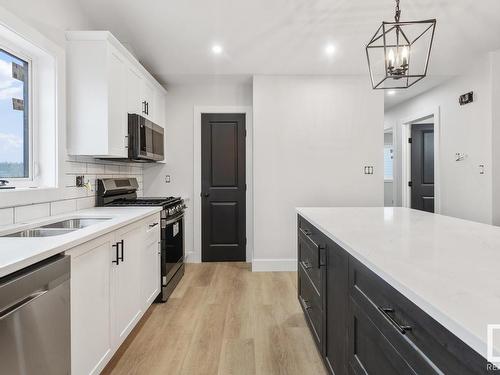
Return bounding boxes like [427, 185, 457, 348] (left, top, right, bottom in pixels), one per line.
[0, 40, 35, 187]
[0, 6, 66, 208]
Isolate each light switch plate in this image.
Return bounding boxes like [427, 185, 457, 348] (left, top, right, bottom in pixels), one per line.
[364, 166, 374, 175]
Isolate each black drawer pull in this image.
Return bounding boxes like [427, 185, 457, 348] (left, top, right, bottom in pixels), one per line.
[112, 242, 120, 265]
[379, 307, 412, 334]
[301, 228, 312, 236]
[118, 239, 124, 262]
[302, 298, 312, 310]
[299, 227, 326, 268]
[301, 260, 312, 270]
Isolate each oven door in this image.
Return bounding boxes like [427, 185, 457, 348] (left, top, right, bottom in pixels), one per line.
[161, 213, 184, 286]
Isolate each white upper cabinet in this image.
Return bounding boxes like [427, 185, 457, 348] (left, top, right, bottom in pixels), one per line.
[125, 65, 142, 117]
[66, 31, 167, 158]
[140, 78, 154, 120]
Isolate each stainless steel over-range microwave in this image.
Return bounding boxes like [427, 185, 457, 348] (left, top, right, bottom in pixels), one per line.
[128, 114, 164, 162]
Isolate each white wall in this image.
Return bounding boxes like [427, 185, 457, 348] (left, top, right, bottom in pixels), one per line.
[0, 0, 93, 46]
[0, 2, 146, 225]
[143, 78, 253, 260]
[385, 56, 493, 224]
[252, 75, 384, 271]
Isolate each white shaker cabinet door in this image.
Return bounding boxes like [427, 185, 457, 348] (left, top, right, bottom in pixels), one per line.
[141, 217, 161, 307]
[112, 224, 143, 347]
[126, 64, 142, 116]
[70, 235, 114, 375]
[107, 47, 128, 157]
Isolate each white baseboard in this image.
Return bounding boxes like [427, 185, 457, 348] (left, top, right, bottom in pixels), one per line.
[251, 259, 297, 272]
[184, 251, 200, 263]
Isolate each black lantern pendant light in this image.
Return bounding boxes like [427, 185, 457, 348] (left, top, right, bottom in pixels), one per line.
[366, 0, 436, 89]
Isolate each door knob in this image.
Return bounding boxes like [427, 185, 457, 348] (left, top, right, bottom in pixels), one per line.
[201, 192, 210, 198]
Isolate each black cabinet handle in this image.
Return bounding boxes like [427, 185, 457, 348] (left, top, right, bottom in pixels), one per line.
[149, 222, 159, 228]
[112, 242, 120, 265]
[142, 101, 147, 114]
[379, 307, 412, 334]
[300, 228, 312, 236]
[302, 298, 312, 310]
[118, 239, 124, 262]
[299, 228, 325, 268]
[300, 260, 312, 270]
[201, 192, 210, 198]
[146, 102, 149, 115]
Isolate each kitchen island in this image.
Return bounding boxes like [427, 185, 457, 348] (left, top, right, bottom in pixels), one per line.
[297, 207, 499, 374]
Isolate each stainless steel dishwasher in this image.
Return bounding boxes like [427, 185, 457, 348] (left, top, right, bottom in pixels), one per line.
[0, 255, 70, 375]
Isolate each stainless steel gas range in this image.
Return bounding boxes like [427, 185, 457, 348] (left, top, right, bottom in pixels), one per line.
[97, 177, 185, 302]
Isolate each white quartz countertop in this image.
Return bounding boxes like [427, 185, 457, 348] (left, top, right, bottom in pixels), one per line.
[0, 206, 161, 278]
[296, 207, 500, 360]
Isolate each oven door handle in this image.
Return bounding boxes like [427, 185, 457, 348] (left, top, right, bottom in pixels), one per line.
[164, 214, 184, 226]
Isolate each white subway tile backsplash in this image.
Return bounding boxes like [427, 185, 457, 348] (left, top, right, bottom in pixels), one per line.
[50, 200, 77, 215]
[66, 161, 87, 174]
[87, 163, 105, 174]
[61, 186, 89, 200]
[7, 158, 143, 222]
[15, 203, 50, 223]
[104, 164, 121, 174]
[76, 196, 95, 210]
[0, 208, 14, 226]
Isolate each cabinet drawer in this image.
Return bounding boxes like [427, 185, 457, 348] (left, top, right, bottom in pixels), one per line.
[350, 257, 487, 375]
[299, 265, 323, 350]
[298, 235, 322, 295]
[348, 297, 420, 375]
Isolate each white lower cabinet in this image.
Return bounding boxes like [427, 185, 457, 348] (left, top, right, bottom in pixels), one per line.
[141, 218, 161, 308]
[68, 213, 161, 375]
[112, 224, 143, 346]
[70, 234, 114, 375]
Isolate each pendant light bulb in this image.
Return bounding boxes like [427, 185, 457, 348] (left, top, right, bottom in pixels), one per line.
[402, 46, 409, 66]
[387, 49, 395, 69]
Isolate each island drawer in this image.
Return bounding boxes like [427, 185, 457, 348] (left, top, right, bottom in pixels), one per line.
[348, 296, 423, 375]
[298, 233, 322, 295]
[298, 264, 323, 351]
[349, 257, 488, 375]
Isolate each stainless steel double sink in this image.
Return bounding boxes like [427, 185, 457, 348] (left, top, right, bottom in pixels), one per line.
[4, 218, 111, 237]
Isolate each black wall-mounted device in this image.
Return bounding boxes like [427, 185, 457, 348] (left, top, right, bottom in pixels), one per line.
[459, 91, 473, 106]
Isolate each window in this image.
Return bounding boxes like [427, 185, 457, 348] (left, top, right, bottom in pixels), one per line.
[384, 145, 393, 180]
[0, 48, 30, 179]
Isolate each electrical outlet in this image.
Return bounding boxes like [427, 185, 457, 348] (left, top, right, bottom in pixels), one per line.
[165, 175, 171, 183]
[76, 175, 85, 187]
[479, 164, 485, 175]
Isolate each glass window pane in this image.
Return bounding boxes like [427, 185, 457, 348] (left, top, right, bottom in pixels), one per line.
[384, 145, 393, 180]
[0, 49, 29, 178]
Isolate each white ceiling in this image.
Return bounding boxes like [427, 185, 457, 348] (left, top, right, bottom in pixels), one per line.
[76, 0, 500, 105]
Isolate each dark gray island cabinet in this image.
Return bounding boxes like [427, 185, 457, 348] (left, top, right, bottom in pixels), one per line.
[297, 214, 489, 375]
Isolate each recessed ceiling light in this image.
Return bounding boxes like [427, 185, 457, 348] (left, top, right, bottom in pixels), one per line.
[325, 44, 335, 56]
[212, 44, 223, 55]
[387, 90, 397, 96]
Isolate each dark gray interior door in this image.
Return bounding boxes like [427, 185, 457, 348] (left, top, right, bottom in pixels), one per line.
[411, 124, 434, 213]
[201, 113, 246, 262]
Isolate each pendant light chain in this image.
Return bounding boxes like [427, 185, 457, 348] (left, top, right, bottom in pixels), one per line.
[395, 0, 401, 23]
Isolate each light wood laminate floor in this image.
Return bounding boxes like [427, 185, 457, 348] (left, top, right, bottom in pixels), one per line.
[103, 262, 327, 375]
